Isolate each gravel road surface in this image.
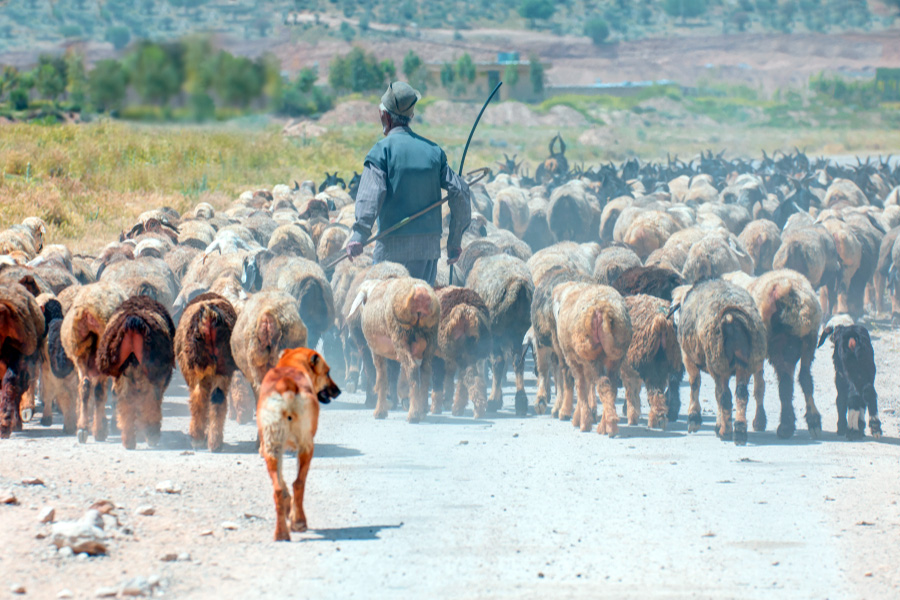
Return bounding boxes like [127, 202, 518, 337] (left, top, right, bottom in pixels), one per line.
[2, 330, 899, 599]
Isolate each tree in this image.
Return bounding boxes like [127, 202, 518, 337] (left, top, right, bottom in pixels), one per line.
[130, 43, 182, 105]
[732, 11, 750, 31]
[440, 62, 455, 89]
[402, 50, 422, 79]
[105, 26, 131, 50]
[519, 0, 555, 26]
[65, 52, 87, 108]
[664, 0, 707, 22]
[35, 54, 67, 102]
[89, 59, 128, 112]
[529, 54, 544, 95]
[213, 52, 265, 108]
[456, 53, 476, 84]
[340, 21, 355, 41]
[584, 17, 610, 45]
[328, 47, 387, 93]
[381, 59, 396, 81]
[504, 63, 520, 87]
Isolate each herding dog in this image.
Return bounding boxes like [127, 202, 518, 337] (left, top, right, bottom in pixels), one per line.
[257, 348, 340, 541]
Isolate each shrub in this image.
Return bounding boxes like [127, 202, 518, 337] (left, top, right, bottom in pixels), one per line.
[664, 0, 707, 21]
[584, 18, 610, 45]
[105, 26, 131, 50]
[88, 59, 128, 112]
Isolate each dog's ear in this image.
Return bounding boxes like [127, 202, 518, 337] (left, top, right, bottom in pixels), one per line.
[309, 352, 318, 367]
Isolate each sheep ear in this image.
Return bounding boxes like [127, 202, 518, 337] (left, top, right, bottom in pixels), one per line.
[667, 303, 680, 319]
[817, 326, 833, 348]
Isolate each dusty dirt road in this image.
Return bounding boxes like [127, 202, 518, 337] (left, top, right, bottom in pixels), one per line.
[2, 330, 899, 599]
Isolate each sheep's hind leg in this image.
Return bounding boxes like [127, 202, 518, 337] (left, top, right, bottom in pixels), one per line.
[189, 382, 211, 449]
[534, 346, 552, 415]
[798, 349, 821, 438]
[372, 355, 390, 420]
[208, 386, 228, 452]
[430, 357, 446, 415]
[685, 360, 702, 433]
[775, 366, 797, 439]
[92, 380, 108, 442]
[733, 369, 750, 446]
[714, 375, 733, 441]
[835, 378, 849, 436]
[622, 369, 642, 426]
[596, 375, 618, 436]
[752, 368, 767, 432]
[513, 349, 528, 416]
[76, 376, 92, 443]
[487, 353, 505, 412]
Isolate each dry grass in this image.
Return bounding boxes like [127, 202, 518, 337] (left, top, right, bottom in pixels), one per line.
[2, 118, 899, 253]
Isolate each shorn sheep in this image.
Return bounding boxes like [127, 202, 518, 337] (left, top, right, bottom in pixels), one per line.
[552, 282, 632, 435]
[676, 279, 767, 445]
[818, 316, 882, 440]
[60, 282, 128, 443]
[747, 269, 824, 439]
[97, 296, 176, 449]
[175, 292, 239, 452]
[0, 283, 46, 438]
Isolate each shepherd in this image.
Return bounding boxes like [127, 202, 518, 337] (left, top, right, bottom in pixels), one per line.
[345, 82, 472, 285]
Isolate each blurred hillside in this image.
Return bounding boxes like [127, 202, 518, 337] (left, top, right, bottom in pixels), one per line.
[1, 1, 898, 62]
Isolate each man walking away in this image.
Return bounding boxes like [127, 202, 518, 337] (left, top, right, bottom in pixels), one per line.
[346, 82, 471, 286]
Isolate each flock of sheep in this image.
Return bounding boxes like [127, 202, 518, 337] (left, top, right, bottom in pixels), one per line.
[0, 145, 898, 455]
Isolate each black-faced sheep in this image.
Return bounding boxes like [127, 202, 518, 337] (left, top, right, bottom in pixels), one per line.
[747, 269, 823, 439]
[552, 282, 632, 435]
[97, 296, 176, 449]
[175, 293, 239, 451]
[817, 317, 881, 439]
[466, 254, 534, 416]
[676, 279, 767, 445]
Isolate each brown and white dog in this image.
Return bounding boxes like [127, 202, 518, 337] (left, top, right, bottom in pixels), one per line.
[257, 348, 340, 541]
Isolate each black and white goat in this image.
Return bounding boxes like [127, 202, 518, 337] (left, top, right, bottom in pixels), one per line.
[818, 316, 882, 440]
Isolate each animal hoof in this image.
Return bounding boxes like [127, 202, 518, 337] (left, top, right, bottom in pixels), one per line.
[191, 438, 206, 450]
[407, 412, 423, 424]
[836, 421, 848, 436]
[452, 406, 466, 417]
[364, 394, 376, 409]
[400, 398, 410, 411]
[40, 415, 53, 427]
[776, 423, 795, 440]
[806, 413, 822, 438]
[291, 520, 308, 533]
[373, 409, 388, 420]
[77, 429, 88, 444]
[21, 408, 33, 423]
[752, 414, 767, 432]
[345, 381, 357, 394]
[846, 429, 864, 441]
[650, 416, 667, 431]
[733, 422, 748, 446]
[514, 391, 528, 417]
[558, 411, 572, 422]
[869, 418, 882, 439]
[534, 400, 547, 416]
[274, 530, 291, 542]
[687, 413, 702, 433]
[486, 400, 501, 413]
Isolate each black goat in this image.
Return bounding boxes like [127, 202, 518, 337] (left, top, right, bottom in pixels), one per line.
[818, 318, 882, 440]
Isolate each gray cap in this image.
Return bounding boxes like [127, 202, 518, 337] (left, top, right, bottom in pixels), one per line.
[380, 81, 421, 118]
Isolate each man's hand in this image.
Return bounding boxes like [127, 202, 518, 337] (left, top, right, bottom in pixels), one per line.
[447, 247, 462, 265]
[346, 241, 364, 260]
